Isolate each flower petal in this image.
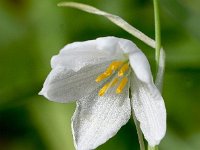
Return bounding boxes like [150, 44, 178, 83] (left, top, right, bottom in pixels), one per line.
[51, 37, 126, 71]
[39, 62, 110, 103]
[128, 49, 153, 84]
[130, 72, 166, 146]
[72, 83, 131, 150]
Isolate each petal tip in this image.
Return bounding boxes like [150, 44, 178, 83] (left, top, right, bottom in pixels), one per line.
[38, 88, 47, 97]
[129, 52, 153, 84]
[38, 89, 44, 96]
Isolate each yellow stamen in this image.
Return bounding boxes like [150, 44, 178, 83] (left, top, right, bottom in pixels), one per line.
[96, 61, 129, 96]
[109, 61, 123, 71]
[110, 78, 118, 87]
[95, 69, 113, 82]
[96, 61, 123, 83]
[118, 63, 129, 77]
[98, 83, 110, 96]
[116, 77, 128, 94]
[96, 74, 106, 83]
[104, 68, 113, 76]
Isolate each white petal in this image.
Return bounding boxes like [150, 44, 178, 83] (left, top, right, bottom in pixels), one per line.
[51, 37, 127, 71]
[128, 49, 153, 84]
[72, 82, 131, 150]
[39, 62, 110, 103]
[130, 73, 166, 146]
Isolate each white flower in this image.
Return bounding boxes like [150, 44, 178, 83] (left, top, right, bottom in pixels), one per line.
[39, 36, 166, 150]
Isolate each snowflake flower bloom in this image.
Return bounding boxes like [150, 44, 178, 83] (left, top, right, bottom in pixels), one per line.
[39, 36, 166, 150]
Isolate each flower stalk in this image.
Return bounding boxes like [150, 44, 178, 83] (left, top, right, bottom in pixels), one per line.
[133, 111, 145, 150]
[153, 0, 161, 67]
[152, 0, 162, 149]
[148, 145, 159, 150]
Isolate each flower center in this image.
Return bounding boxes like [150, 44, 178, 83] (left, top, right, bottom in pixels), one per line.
[95, 61, 130, 96]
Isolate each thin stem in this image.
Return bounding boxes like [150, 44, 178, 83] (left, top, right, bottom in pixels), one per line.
[148, 145, 159, 150]
[58, 2, 156, 48]
[132, 111, 145, 150]
[153, 0, 161, 67]
[152, 0, 161, 149]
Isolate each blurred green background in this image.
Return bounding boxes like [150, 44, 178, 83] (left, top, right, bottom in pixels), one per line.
[0, 0, 200, 150]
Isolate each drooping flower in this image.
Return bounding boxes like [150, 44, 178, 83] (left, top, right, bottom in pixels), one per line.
[39, 36, 166, 150]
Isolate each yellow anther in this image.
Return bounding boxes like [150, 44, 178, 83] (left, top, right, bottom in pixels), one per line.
[118, 63, 129, 77]
[98, 83, 110, 96]
[95, 69, 113, 83]
[110, 78, 118, 87]
[108, 61, 123, 71]
[95, 61, 122, 83]
[104, 68, 113, 76]
[96, 74, 108, 83]
[96, 61, 129, 96]
[116, 77, 128, 94]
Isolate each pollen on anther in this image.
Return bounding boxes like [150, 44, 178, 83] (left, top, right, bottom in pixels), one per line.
[95, 61, 123, 83]
[109, 61, 123, 71]
[116, 77, 128, 94]
[95, 69, 112, 83]
[98, 83, 110, 96]
[118, 63, 129, 77]
[96, 61, 128, 96]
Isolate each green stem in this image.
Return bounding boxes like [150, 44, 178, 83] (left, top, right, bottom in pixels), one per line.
[148, 145, 159, 150]
[152, 0, 161, 149]
[153, 0, 161, 67]
[132, 111, 145, 150]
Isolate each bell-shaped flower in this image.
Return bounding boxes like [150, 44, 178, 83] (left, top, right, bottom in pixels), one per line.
[39, 36, 166, 150]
